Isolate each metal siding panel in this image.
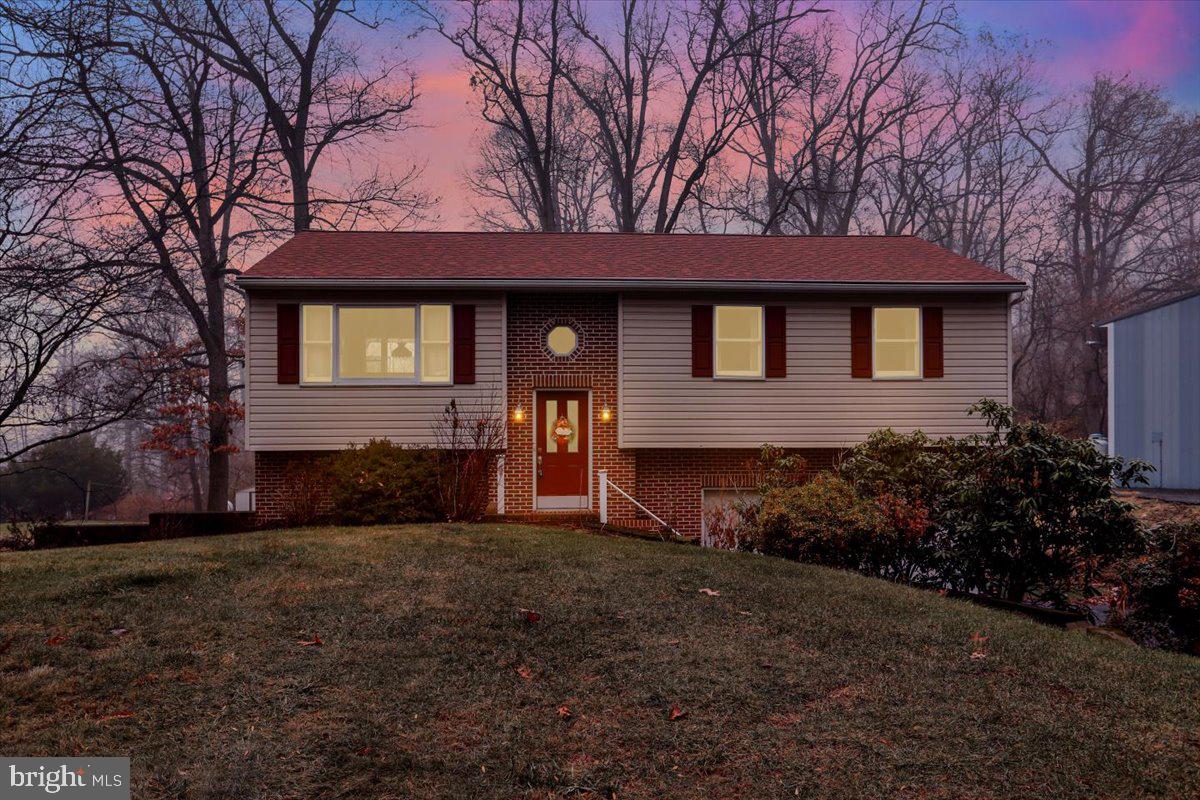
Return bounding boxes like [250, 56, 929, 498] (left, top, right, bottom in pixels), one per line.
[1112, 294, 1200, 489]
[1181, 299, 1200, 487]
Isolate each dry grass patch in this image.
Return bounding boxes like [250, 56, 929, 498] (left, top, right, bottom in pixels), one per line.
[1, 524, 1198, 799]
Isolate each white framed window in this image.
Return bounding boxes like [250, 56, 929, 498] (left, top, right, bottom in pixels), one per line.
[300, 303, 453, 385]
[714, 305, 764, 378]
[873, 307, 921, 378]
[301, 304, 333, 383]
[420, 304, 452, 383]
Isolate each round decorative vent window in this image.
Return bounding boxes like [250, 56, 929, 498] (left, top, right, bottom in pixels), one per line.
[546, 325, 578, 357]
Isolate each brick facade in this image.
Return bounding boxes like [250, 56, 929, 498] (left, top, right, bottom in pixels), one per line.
[253, 292, 842, 536]
[634, 448, 840, 538]
[254, 450, 335, 525]
[503, 293, 638, 519]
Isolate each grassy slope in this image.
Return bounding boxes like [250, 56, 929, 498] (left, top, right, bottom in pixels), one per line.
[1, 525, 1197, 800]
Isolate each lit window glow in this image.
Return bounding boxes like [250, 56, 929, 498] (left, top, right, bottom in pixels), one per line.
[420, 305, 452, 383]
[301, 305, 333, 383]
[299, 304, 454, 384]
[339, 307, 415, 379]
[715, 305, 763, 378]
[873, 307, 921, 378]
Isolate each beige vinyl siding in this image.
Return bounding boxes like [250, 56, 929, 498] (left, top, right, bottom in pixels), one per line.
[619, 294, 1010, 448]
[246, 291, 503, 450]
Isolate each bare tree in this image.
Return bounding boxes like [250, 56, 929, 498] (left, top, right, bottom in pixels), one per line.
[0, 28, 154, 464]
[431, 391, 506, 523]
[421, 0, 568, 231]
[466, 93, 609, 230]
[869, 33, 1047, 272]
[1014, 75, 1200, 431]
[728, 0, 954, 235]
[5, 0, 274, 508]
[554, 0, 672, 231]
[143, 0, 428, 231]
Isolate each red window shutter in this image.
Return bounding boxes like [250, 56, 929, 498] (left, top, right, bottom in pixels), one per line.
[453, 304, 476, 384]
[691, 305, 713, 377]
[922, 306, 944, 378]
[277, 303, 299, 384]
[850, 306, 872, 378]
[765, 306, 787, 378]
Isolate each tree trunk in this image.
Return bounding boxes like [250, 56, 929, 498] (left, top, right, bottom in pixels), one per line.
[185, 432, 203, 512]
[290, 157, 310, 232]
[206, 357, 231, 512]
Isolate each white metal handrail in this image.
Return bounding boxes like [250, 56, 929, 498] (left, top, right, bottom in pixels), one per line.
[598, 470, 679, 537]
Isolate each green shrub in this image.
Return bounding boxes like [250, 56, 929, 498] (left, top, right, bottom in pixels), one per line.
[752, 401, 1151, 607]
[839, 428, 953, 507]
[747, 475, 887, 569]
[1114, 524, 1200, 654]
[837, 430, 948, 582]
[749, 444, 810, 492]
[326, 440, 443, 525]
[937, 399, 1150, 603]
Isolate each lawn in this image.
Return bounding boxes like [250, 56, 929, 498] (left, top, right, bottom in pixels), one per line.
[2, 525, 1197, 799]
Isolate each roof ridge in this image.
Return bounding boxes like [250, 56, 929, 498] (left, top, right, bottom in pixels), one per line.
[295, 229, 920, 239]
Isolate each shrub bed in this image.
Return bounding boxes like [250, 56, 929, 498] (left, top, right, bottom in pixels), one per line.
[732, 400, 1152, 615]
[1114, 523, 1200, 654]
[326, 440, 444, 525]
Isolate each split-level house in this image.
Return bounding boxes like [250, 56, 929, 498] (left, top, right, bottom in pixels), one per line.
[237, 232, 1024, 537]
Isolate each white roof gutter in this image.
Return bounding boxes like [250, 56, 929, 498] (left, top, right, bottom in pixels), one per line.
[235, 277, 1026, 293]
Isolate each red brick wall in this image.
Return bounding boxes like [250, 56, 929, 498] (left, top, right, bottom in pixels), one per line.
[254, 450, 335, 526]
[634, 448, 841, 538]
[504, 293, 637, 517]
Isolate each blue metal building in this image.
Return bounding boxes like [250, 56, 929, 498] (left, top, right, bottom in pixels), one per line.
[1101, 289, 1200, 489]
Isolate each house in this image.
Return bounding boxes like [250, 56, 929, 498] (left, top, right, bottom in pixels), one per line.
[236, 232, 1024, 536]
[1099, 289, 1200, 490]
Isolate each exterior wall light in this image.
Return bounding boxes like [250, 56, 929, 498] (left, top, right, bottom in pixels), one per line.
[599, 405, 613, 423]
[512, 406, 526, 423]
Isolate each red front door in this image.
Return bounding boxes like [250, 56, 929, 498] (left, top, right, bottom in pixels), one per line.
[536, 391, 590, 506]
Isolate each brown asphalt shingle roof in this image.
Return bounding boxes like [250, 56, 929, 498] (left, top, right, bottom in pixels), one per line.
[239, 231, 1023, 286]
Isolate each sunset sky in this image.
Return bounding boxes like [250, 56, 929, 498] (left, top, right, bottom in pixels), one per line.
[361, 0, 1200, 229]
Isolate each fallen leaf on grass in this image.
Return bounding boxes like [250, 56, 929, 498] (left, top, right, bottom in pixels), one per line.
[758, 660, 773, 670]
[668, 706, 688, 721]
[969, 630, 989, 660]
[97, 711, 136, 722]
[519, 608, 542, 624]
[355, 746, 374, 756]
[516, 665, 533, 680]
[557, 705, 572, 720]
[698, 588, 721, 597]
[298, 635, 323, 647]
[44, 635, 66, 646]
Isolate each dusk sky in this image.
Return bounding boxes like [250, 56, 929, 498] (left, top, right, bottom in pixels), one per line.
[363, 0, 1200, 229]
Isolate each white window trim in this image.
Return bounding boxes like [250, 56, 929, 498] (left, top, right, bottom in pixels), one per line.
[872, 306, 922, 380]
[300, 303, 453, 386]
[713, 304, 765, 380]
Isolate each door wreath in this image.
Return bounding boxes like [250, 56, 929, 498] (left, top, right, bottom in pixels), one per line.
[552, 416, 575, 446]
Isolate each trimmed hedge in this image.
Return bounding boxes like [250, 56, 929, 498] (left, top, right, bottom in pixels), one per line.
[326, 440, 443, 525]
